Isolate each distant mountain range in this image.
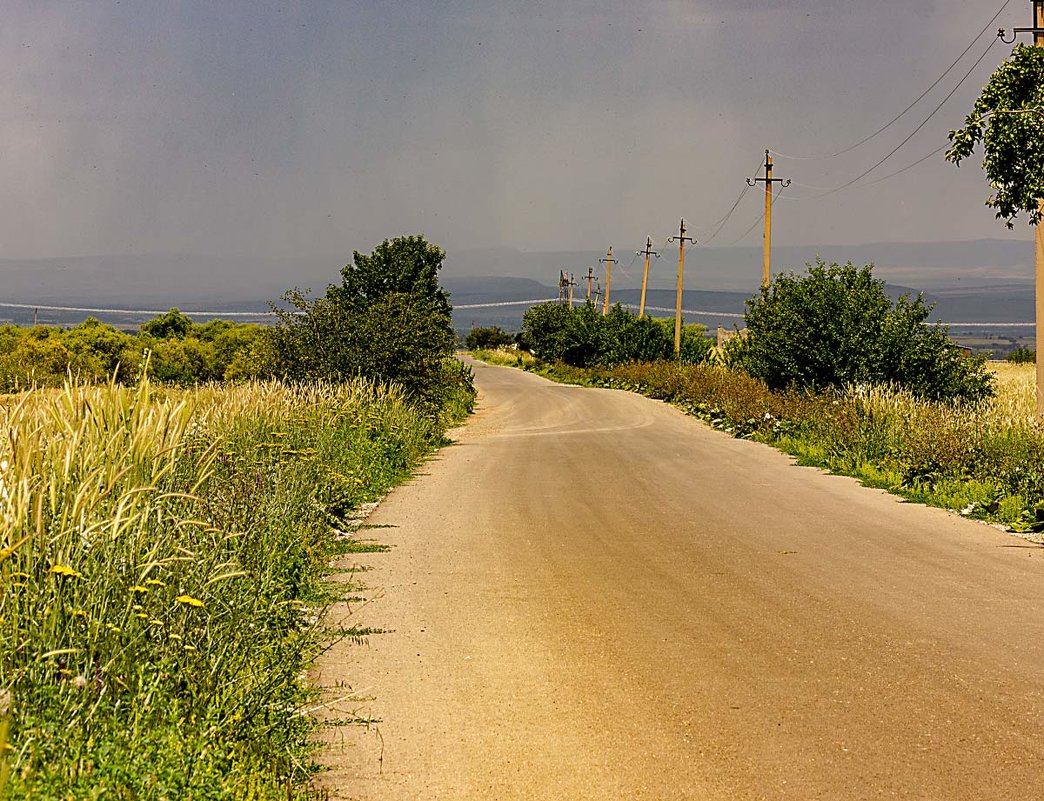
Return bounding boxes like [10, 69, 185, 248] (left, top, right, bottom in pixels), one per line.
[0, 240, 1036, 334]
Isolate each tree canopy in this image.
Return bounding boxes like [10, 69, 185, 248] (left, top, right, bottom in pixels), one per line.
[947, 43, 1044, 228]
[271, 235, 458, 411]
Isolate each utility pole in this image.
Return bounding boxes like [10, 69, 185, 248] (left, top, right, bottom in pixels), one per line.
[667, 219, 696, 356]
[33, 307, 38, 327]
[568, 272, 576, 307]
[593, 283, 602, 309]
[600, 246, 617, 315]
[637, 236, 660, 317]
[747, 149, 791, 289]
[585, 266, 595, 302]
[558, 270, 570, 304]
[1000, 2, 1044, 414]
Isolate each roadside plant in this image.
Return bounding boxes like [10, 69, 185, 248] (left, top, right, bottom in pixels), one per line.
[733, 260, 994, 402]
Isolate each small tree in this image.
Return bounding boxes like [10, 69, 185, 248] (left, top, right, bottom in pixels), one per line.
[271, 235, 456, 409]
[465, 326, 514, 351]
[946, 43, 1044, 227]
[1008, 345, 1037, 364]
[141, 308, 193, 340]
[734, 260, 994, 402]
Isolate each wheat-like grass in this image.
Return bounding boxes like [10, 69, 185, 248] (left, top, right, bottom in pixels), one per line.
[0, 373, 445, 797]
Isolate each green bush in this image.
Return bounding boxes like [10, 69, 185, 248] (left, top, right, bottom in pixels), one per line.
[0, 316, 275, 392]
[270, 235, 459, 413]
[734, 260, 994, 402]
[519, 301, 710, 368]
[464, 325, 514, 351]
[1007, 346, 1036, 364]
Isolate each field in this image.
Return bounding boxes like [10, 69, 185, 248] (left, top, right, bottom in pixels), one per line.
[989, 360, 1036, 422]
[0, 375, 470, 799]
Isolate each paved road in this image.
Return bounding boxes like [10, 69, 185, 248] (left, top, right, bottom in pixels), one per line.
[316, 359, 1044, 800]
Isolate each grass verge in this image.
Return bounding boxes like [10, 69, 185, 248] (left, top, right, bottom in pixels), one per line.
[0, 363, 473, 799]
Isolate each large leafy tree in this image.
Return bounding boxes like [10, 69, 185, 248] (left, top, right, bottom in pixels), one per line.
[271, 235, 456, 408]
[330, 235, 451, 316]
[947, 43, 1044, 227]
[733, 261, 994, 402]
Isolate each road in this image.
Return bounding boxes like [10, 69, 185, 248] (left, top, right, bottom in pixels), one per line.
[315, 358, 1044, 800]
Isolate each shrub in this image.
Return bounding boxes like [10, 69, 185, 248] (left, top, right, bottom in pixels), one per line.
[270, 235, 458, 413]
[1008, 346, 1036, 364]
[734, 260, 994, 402]
[465, 325, 514, 351]
[519, 302, 711, 368]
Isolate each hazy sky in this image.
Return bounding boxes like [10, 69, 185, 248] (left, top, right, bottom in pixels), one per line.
[1, 0, 1038, 263]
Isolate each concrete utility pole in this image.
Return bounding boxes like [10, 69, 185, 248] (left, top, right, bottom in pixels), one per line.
[637, 237, 660, 317]
[747, 149, 791, 288]
[600, 246, 617, 315]
[585, 266, 595, 302]
[668, 219, 696, 356]
[1000, 2, 1044, 413]
[568, 272, 577, 307]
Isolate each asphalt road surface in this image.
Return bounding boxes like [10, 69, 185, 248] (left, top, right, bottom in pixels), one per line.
[316, 358, 1044, 800]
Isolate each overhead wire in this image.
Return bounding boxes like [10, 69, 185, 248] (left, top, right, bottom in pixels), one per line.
[769, 0, 1013, 162]
[689, 158, 765, 244]
[784, 36, 1001, 201]
[726, 184, 785, 246]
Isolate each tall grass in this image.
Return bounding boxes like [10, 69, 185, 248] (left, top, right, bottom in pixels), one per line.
[0, 372, 468, 799]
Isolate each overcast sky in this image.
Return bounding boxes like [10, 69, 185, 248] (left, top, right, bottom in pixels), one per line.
[0, 0, 1037, 263]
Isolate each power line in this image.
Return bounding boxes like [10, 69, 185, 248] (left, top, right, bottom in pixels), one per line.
[779, 141, 953, 202]
[0, 301, 276, 317]
[699, 185, 751, 243]
[726, 184, 785, 246]
[770, 0, 1013, 162]
[790, 37, 1000, 201]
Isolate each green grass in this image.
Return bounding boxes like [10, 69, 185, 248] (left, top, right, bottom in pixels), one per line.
[0, 370, 472, 799]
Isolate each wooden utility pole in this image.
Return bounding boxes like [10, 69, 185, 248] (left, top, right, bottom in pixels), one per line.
[668, 219, 696, 356]
[600, 246, 617, 315]
[585, 266, 595, 302]
[1037, 1, 1044, 414]
[637, 236, 660, 317]
[747, 149, 791, 288]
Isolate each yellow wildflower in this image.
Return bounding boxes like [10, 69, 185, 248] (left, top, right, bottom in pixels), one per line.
[128, 585, 148, 594]
[176, 594, 204, 608]
[49, 564, 82, 578]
